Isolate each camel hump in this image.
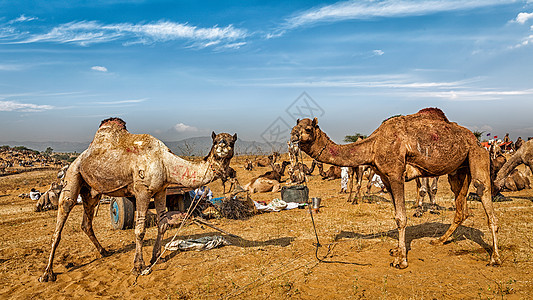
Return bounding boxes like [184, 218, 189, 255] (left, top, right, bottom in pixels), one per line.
[416, 107, 449, 122]
[99, 117, 127, 130]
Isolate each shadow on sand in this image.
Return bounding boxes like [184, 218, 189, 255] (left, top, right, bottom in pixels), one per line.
[334, 222, 492, 255]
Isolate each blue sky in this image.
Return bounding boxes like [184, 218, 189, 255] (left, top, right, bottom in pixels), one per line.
[1, 0, 533, 146]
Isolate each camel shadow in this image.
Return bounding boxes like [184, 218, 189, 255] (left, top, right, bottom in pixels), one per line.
[334, 222, 492, 255]
[507, 195, 533, 203]
[161, 231, 295, 261]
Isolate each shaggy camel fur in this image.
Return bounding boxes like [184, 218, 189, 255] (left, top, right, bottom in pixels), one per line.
[39, 118, 236, 282]
[494, 139, 533, 192]
[291, 108, 500, 269]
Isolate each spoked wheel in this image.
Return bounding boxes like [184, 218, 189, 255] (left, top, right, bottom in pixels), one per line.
[109, 197, 135, 230]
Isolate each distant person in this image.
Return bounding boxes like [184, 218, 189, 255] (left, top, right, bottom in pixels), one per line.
[340, 167, 349, 193]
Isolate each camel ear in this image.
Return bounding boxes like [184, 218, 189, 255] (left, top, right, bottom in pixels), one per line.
[232, 133, 237, 141]
[211, 131, 216, 141]
[312, 117, 318, 127]
[296, 119, 300, 124]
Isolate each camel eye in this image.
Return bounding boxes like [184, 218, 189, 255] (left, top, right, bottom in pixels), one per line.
[305, 127, 312, 133]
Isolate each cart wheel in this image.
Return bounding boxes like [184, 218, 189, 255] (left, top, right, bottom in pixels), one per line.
[110, 197, 135, 230]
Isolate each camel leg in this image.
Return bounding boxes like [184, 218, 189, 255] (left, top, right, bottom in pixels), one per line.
[348, 167, 356, 203]
[431, 170, 470, 245]
[386, 177, 408, 269]
[80, 190, 109, 257]
[413, 178, 426, 217]
[132, 190, 151, 274]
[150, 190, 169, 265]
[39, 176, 81, 282]
[470, 150, 501, 266]
[428, 177, 439, 214]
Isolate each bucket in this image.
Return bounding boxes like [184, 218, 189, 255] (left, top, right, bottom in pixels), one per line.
[280, 185, 309, 203]
[311, 197, 321, 213]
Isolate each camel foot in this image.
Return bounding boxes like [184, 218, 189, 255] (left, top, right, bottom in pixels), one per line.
[131, 264, 146, 275]
[390, 257, 408, 269]
[488, 255, 502, 266]
[38, 271, 56, 282]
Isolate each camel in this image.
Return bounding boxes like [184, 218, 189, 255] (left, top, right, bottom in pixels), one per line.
[290, 108, 500, 269]
[316, 162, 342, 180]
[244, 158, 253, 171]
[39, 118, 237, 282]
[514, 137, 524, 151]
[413, 177, 439, 217]
[242, 161, 289, 193]
[492, 152, 531, 193]
[347, 165, 373, 204]
[255, 152, 280, 167]
[242, 177, 280, 193]
[221, 166, 240, 193]
[494, 139, 533, 192]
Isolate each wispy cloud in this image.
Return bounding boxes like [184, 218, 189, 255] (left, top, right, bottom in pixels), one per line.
[93, 98, 146, 105]
[514, 12, 533, 24]
[271, 0, 515, 37]
[1, 20, 247, 48]
[8, 14, 37, 24]
[0, 100, 54, 112]
[173, 122, 199, 133]
[91, 66, 108, 72]
[372, 49, 384, 56]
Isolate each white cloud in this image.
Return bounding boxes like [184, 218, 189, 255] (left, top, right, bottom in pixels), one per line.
[173, 122, 198, 133]
[91, 66, 108, 72]
[373, 49, 384, 56]
[6, 20, 247, 48]
[0, 100, 54, 112]
[514, 12, 533, 24]
[278, 0, 514, 32]
[9, 15, 37, 24]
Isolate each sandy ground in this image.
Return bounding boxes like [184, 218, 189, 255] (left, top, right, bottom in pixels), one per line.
[0, 155, 532, 299]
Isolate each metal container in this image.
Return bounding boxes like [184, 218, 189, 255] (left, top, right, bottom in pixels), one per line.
[311, 197, 321, 213]
[280, 185, 309, 203]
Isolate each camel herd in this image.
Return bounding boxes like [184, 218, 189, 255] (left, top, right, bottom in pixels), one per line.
[37, 108, 533, 282]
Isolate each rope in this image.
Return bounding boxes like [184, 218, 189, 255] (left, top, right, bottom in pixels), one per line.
[133, 161, 216, 285]
[295, 142, 371, 266]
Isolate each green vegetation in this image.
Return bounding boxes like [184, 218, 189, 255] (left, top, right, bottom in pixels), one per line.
[344, 133, 368, 143]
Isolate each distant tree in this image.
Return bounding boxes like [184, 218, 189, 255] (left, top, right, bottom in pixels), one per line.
[44, 147, 53, 155]
[472, 130, 484, 142]
[344, 133, 368, 143]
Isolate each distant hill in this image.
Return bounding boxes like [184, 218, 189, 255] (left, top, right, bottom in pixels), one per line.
[0, 137, 287, 156]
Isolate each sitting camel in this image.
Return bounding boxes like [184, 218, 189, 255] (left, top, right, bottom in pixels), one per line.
[255, 152, 280, 167]
[242, 161, 289, 193]
[492, 153, 530, 192]
[291, 108, 500, 269]
[316, 162, 342, 180]
[494, 139, 533, 193]
[39, 118, 236, 282]
[243, 158, 253, 171]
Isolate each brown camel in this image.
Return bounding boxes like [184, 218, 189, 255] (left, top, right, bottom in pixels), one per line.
[39, 118, 236, 282]
[514, 137, 524, 151]
[270, 160, 291, 180]
[492, 151, 531, 193]
[494, 139, 533, 192]
[290, 108, 500, 269]
[221, 166, 240, 194]
[243, 177, 280, 193]
[255, 152, 280, 167]
[244, 158, 253, 171]
[316, 162, 342, 180]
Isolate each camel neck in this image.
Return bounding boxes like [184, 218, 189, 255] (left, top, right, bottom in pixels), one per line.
[163, 151, 217, 188]
[304, 130, 374, 167]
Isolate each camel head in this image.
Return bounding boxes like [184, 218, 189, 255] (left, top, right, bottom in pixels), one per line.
[290, 118, 319, 147]
[210, 131, 237, 160]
